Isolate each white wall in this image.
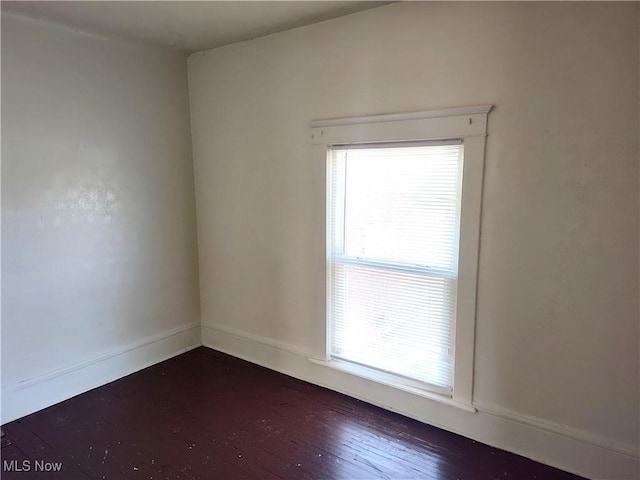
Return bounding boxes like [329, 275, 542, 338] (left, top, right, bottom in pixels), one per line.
[1, 14, 201, 422]
[189, 3, 639, 479]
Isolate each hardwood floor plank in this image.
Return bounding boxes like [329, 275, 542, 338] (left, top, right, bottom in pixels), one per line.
[1, 347, 585, 480]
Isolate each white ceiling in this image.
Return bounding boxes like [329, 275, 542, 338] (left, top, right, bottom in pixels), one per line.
[1, 1, 389, 54]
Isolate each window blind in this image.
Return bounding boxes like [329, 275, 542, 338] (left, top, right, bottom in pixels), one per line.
[328, 142, 463, 391]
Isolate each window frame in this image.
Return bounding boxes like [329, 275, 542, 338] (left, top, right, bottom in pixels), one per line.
[311, 105, 492, 408]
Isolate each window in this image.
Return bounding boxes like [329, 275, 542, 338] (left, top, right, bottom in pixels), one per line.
[312, 106, 491, 407]
[329, 142, 462, 393]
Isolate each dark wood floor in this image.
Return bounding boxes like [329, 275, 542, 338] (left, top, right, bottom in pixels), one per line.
[1, 347, 584, 480]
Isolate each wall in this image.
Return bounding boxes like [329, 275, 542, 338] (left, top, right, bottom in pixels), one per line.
[188, 3, 639, 479]
[1, 14, 201, 422]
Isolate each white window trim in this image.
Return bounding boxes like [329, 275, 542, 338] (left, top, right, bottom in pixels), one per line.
[310, 105, 492, 409]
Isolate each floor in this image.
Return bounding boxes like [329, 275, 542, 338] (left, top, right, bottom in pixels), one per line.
[1, 347, 585, 479]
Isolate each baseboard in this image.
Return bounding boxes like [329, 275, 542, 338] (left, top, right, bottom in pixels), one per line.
[202, 322, 639, 480]
[1, 322, 201, 424]
[472, 401, 639, 460]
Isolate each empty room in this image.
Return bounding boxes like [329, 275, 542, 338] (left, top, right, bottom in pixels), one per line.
[1, 1, 638, 479]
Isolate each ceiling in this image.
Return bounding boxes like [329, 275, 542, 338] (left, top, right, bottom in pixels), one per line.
[1, 1, 389, 54]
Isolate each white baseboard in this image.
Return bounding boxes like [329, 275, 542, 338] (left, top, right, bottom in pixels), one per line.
[1, 322, 201, 424]
[202, 322, 639, 480]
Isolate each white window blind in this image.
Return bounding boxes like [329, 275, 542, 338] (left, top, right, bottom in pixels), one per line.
[328, 142, 463, 392]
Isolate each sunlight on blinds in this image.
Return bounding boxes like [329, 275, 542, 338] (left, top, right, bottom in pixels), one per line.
[328, 143, 463, 390]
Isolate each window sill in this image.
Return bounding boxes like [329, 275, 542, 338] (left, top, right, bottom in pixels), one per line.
[308, 357, 477, 414]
